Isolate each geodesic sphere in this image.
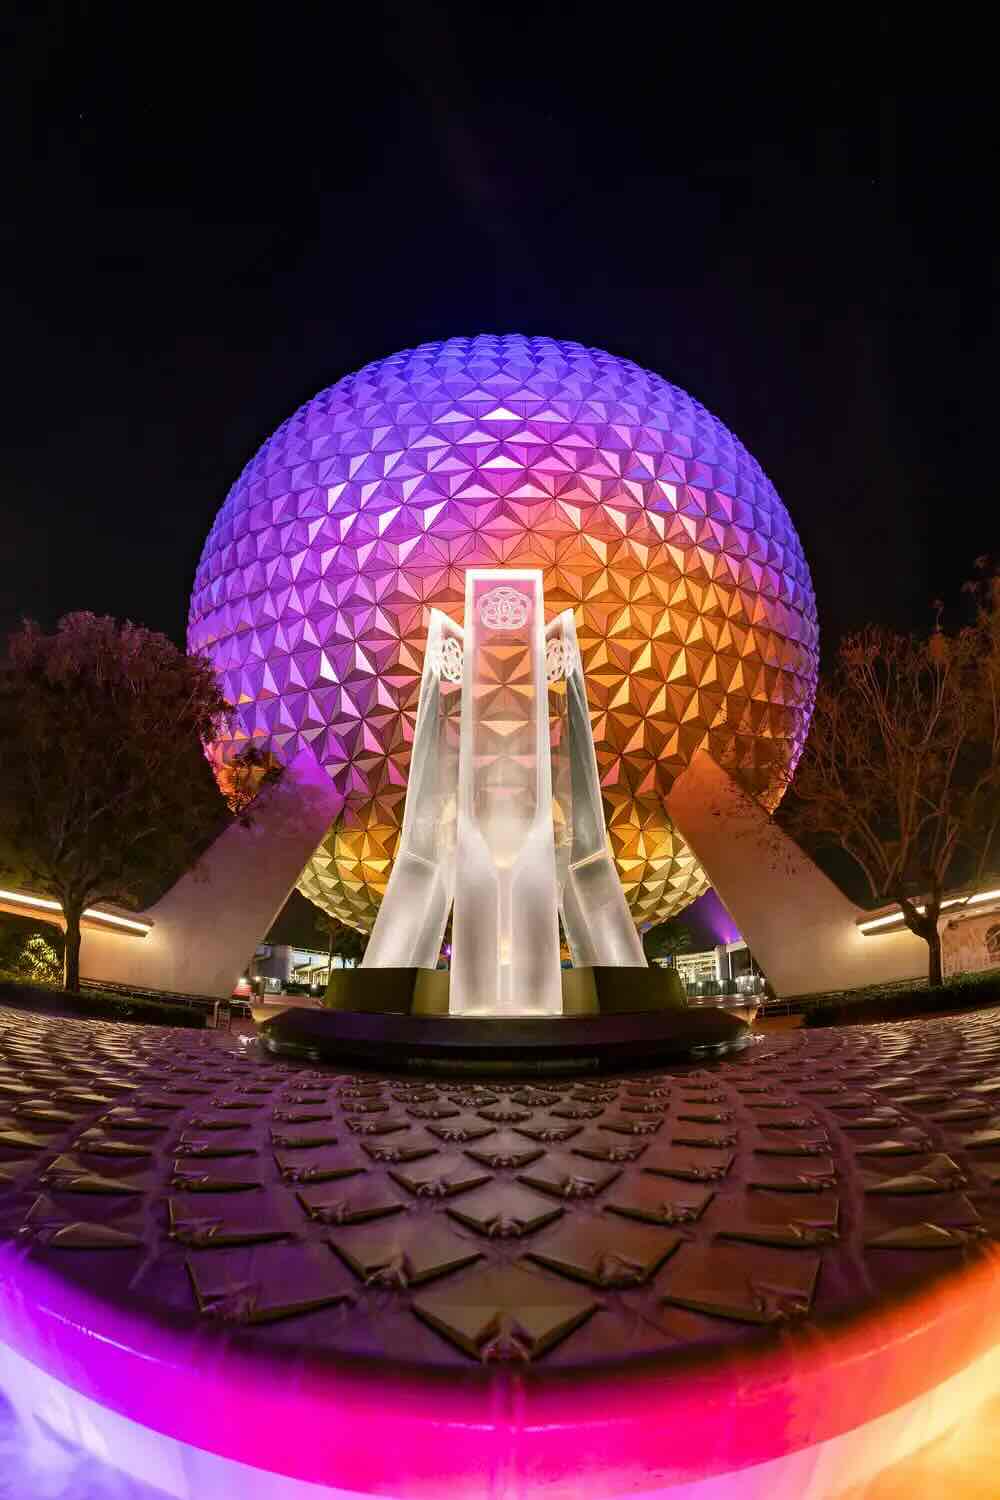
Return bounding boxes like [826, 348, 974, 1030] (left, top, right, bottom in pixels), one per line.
[188, 335, 818, 931]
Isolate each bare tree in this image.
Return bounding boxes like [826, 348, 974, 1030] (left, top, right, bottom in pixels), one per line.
[0, 613, 236, 991]
[777, 562, 1000, 985]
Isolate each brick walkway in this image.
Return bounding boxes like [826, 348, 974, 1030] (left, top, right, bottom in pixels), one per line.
[2, 1003, 999, 1373]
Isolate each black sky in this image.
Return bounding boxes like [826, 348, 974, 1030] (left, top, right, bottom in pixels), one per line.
[2, 4, 995, 658]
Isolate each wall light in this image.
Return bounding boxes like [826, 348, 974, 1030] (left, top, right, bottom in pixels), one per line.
[0, 889, 151, 935]
[858, 888, 1000, 935]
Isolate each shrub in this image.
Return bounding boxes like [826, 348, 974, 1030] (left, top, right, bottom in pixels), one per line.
[801, 968, 1000, 1027]
[0, 916, 64, 978]
[3, 932, 62, 984]
[0, 973, 206, 1028]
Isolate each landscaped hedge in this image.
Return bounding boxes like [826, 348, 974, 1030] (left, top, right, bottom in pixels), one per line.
[0, 974, 206, 1028]
[801, 968, 1000, 1027]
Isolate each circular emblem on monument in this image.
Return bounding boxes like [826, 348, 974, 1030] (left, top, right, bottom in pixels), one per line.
[432, 635, 464, 683]
[545, 637, 577, 684]
[479, 586, 530, 632]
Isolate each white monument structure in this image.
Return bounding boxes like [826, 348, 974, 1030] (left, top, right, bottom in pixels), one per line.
[362, 570, 646, 1015]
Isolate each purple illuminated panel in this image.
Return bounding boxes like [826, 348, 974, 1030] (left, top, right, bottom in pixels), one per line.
[685, 886, 743, 947]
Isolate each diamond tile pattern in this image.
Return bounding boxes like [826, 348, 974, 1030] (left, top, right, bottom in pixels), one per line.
[187, 335, 819, 929]
[8, 1005, 1000, 1368]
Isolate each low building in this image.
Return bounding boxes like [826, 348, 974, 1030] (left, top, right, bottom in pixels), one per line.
[248, 888, 361, 996]
[251, 942, 358, 995]
[674, 939, 765, 998]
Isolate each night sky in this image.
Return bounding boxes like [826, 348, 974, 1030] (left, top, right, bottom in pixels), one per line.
[3, 6, 995, 659]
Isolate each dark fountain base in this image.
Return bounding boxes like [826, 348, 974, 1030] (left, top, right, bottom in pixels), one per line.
[257, 964, 753, 1074]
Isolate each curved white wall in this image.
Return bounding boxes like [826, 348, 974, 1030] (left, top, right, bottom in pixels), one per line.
[667, 752, 928, 997]
[79, 747, 343, 999]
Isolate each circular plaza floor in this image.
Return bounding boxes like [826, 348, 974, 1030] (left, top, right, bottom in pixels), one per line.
[2, 1002, 1000, 1499]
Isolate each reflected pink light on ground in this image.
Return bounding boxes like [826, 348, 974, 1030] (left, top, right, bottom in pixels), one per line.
[4, 1243, 1000, 1497]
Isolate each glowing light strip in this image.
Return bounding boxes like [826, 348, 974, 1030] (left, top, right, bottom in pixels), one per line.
[0, 888, 151, 934]
[858, 888, 1000, 934]
[4, 1252, 1000, 1498]
[966, 886, 1000, 906]
[4, 1333, 1000, 1500]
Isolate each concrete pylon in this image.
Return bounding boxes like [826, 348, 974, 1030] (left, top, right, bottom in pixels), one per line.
[666, 751, 927, 997]
[79, 747, 344, 999]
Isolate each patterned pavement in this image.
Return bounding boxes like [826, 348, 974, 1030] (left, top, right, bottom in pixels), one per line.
[2, 1004, 1000, 1371]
